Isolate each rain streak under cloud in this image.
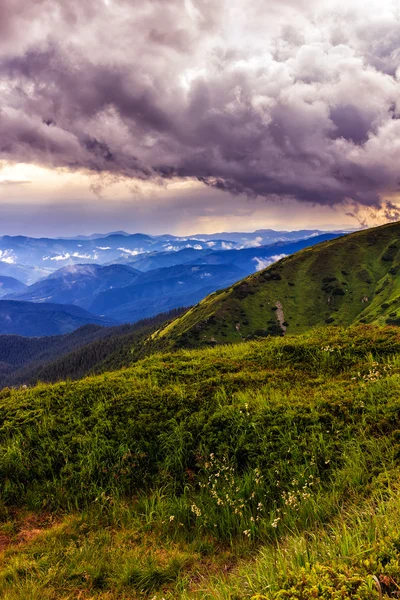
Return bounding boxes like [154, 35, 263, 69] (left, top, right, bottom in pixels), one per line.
[1, 0, 400, 233]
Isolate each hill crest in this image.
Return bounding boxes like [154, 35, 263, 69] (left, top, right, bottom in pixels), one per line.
[151, 220, 400, 349]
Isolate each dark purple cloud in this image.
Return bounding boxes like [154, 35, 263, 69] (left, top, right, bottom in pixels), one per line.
[1, 0, 400, 216]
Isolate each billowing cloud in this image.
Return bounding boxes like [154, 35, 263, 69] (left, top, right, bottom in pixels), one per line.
[253, 254, 287, 271]
[0, 249, 16, 264]
[1, 0, 400, 217]
[239, 236, 264, 249]
[117, 247, 144, 256]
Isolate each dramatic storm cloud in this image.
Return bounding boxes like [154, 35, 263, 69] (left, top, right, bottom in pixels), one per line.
[1, 0, 400, 223]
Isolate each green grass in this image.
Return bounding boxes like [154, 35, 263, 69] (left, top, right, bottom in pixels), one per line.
[1, 325, 400, 597]
[2, 324, 400, 511]
[2, 480, 400, 599]
[150, 220, 400, 349]
[198, 480, 400, 599]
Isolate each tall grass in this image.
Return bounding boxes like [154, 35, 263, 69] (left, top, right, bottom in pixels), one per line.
[1, 325, 400, 597]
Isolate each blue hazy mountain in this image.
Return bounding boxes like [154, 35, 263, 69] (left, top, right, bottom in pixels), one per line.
[6, 233, 343, 324]
[0, 300, 114, 337]
[88, 263, 247, 323]
[126, 248, 210, 271]
[184, 233, 342, 272]
[127, 233, 341, 273]
[0, 233, 238, 275]
[0, 260, 53, 285]
[8, 262, 246, 323]
[6, 264, 141, 306]
[0, 229, 349, 282]
[0, 276, 27, 297]
[189, 229, 352, 244]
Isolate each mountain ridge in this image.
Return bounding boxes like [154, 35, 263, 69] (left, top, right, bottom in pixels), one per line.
[5, 263, 142, 306]
[0, 275, 27, 297]
[0, 299, 115, 337]
[151, 221, 400, 349]
[0, 228, 347, 279]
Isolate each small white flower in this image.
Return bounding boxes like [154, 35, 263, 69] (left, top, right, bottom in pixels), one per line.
[271, 517, 281, 528]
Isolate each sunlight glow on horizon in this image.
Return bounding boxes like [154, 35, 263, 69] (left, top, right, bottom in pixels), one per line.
[0, 161, 398, 237]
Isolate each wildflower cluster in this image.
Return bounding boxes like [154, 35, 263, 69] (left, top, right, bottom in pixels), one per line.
[197, 453, 265, 538]
[270, 473, 316, 529]
[322, 345, 336, 353]
[352, 362, 392, 384]
[190, 503, 202, 517]
[271, 517, 280, 528]
[200, 454, 262, 513]
[191, 455, 318, 539]
[281, 474, 314, 508]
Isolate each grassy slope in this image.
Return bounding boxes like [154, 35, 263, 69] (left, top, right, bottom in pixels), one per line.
[1, 325, 400, 598]
[151, 221, 400, 349]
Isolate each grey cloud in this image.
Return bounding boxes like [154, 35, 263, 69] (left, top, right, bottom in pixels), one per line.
[148, 27, 192, 53]
[1, 0, 400, 214]
[329, 105, 373, 144]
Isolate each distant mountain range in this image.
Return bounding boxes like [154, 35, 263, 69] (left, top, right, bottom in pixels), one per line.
[5, 233, 342, 331]
[0, 232, 237, 277]
[0, 228, 349, 281]
[88, 263, 247, 323]
[0, 261, 53, 285]
[128, 233, 340, 273]
[8, 264, 142, 306]
[189, 228, 354, 243]
[5, 262, 246, 323]
[0, 276, 27, 297]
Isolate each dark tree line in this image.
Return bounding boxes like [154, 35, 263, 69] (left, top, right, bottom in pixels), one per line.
[0, 307, 188, 388]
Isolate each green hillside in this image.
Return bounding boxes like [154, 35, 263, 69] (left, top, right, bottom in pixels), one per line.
[151, 221, 400, 350]
[1, 325, 400, 598]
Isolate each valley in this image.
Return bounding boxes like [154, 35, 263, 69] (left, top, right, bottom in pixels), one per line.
[0, 230, 342, 337]
[1, 221, 400, 599]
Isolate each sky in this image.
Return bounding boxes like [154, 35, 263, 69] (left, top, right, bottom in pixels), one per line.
[1, 0, 400, 237]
